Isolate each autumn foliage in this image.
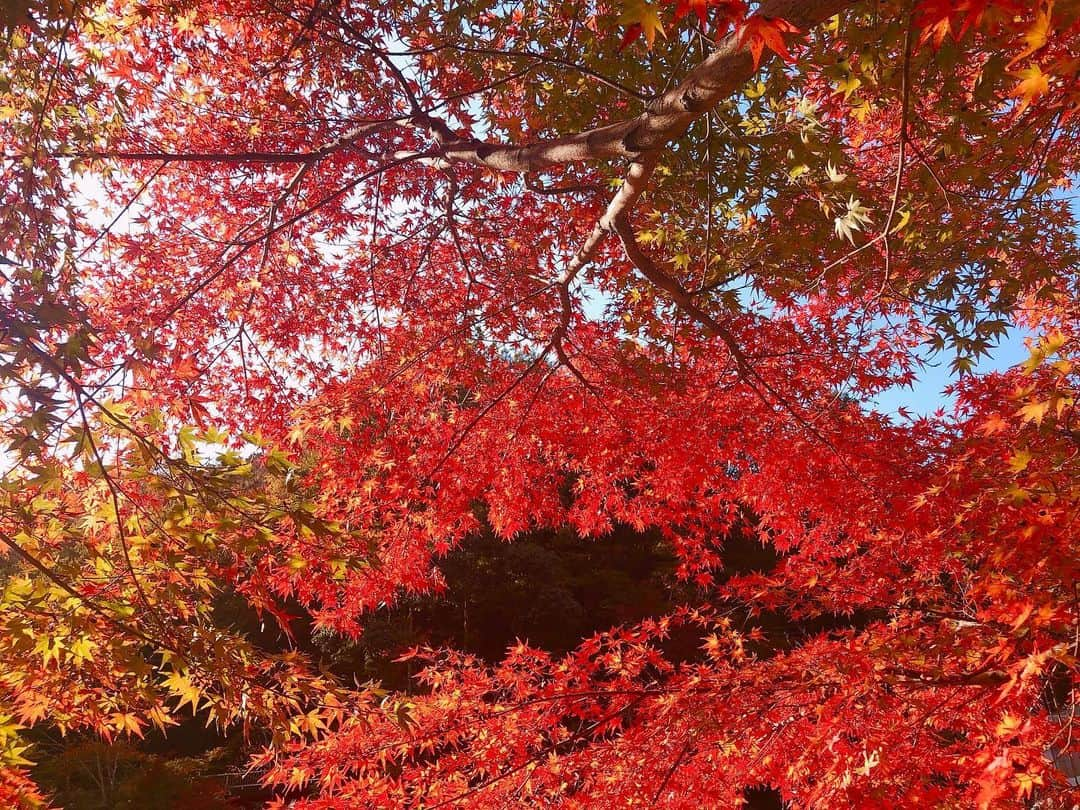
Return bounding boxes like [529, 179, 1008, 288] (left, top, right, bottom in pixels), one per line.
[1, 0, 1078, 806]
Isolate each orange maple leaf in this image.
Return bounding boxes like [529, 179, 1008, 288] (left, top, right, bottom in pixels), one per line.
[1011, 64, 1049, 112]
[736, 15, 800, 70]
[1007, 2, 1053, 68]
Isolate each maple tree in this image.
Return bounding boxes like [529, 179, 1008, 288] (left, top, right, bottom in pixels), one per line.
[1, 0, 1079, 806]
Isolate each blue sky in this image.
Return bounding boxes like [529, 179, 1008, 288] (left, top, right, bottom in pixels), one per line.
[872, 190, 1078, 417]
[870, 328, 1031, 417]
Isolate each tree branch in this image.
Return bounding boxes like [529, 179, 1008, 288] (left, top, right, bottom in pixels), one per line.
[433, 0, 853, 172]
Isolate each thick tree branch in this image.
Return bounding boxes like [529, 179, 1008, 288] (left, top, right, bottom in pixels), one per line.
[535, 0, 851, 304]
[436, 0, 853, 172]
[557, 154, 659, 287]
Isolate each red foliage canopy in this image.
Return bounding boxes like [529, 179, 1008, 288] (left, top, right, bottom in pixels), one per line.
[0, 0, 1078, 806]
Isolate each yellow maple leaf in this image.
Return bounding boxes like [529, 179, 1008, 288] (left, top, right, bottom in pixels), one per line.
[110, 712, 146, 738]
[835, 72, 862, 100]
[163, 670, 202, 713]
[619, 0, 666, 50]
[68, 635, 97, 667]
[1015, 771, 1043, 800]
[1008, 3, 1053, 68]
[1008, 448, 1032, 473]
[1016, 399, 1050, 425]
[995, 713, 1023, 737]
[1011, 65, 1049, 112]
[889, 209, 911, 234]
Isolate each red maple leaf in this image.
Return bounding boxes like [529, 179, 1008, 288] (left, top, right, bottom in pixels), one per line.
[664, 0, 747, 28]
[736, 15, 801, 70]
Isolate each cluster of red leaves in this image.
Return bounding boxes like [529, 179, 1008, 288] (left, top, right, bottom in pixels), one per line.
[0, 0, 1078, 807]
[0, 767, 48, 810]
